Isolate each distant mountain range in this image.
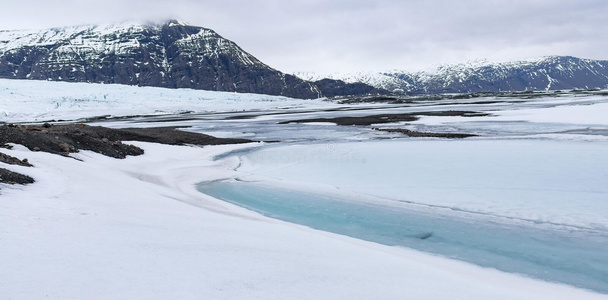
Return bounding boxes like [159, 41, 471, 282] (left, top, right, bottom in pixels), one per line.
[297, 56, 608, 95]
[1, 21, 607, 98]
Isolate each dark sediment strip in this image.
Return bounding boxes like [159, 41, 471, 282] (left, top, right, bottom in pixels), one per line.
[0, 123, 253, 159]
[375, 128, 478, 139]
[279, 110, 489, 126]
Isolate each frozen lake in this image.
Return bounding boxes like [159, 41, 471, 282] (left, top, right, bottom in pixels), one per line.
[80, 88, 608, 294]
[198, 138, 608, 293]
[198, 179, 608, 293]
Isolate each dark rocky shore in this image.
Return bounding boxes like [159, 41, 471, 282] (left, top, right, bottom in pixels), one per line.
[279, 110, 489, 126]
[373, 128, 478, 138]
[279, 110, 484, 138]
[0, 123, 253, 185]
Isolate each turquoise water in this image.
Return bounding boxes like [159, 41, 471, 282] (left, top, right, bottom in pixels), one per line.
[198, 181, 608, 294]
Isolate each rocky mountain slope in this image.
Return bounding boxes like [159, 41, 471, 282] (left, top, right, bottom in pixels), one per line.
[3, 21, 605, 98]
[299, 56, 608, 94]
[0, 20, 347, 99]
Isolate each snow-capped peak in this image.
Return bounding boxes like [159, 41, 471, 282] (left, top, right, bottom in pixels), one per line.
[297, 56, 608, 94]
[165, 19, 191, 27]
[0, 21, 322, 99]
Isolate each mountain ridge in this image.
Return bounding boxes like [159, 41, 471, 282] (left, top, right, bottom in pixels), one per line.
[297, 56, 608, 94]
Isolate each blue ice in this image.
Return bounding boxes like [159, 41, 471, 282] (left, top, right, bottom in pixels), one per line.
[198, 181, 608, 294]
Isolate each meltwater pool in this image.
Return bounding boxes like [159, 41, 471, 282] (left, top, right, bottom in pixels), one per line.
[198, 180, 608, 294]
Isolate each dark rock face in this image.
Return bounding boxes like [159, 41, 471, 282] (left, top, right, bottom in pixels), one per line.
[0, 152, 33, 167]
[0, 123, 254, 185]
[0, 20, 324, 99]
[313, 78, 385, 98]
[0, 123, 253, 159]
[0, 168, 34, 185]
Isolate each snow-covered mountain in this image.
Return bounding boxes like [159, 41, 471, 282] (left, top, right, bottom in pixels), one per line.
[3, 21, 605, 98]
[298, 56, 608, 94]
[294, 71, 407, 94]
[0, 20, 324, 99]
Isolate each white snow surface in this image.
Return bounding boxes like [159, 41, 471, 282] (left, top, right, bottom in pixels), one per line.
[413, 100, 608, 127]
[0, 22, 149, 54]
[2, 142, 605, 299]
[1, 78, 608, 299]
[0, 79, 331, 123]
[490, 102, 608, 125]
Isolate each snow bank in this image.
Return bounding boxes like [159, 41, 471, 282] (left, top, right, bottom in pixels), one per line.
[1, 143, 605, 299]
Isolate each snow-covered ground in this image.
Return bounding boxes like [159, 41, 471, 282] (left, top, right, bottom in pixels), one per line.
[0, 79, 334, 123]
[2, 142, 605, 300]
[2, 79, 608, 299]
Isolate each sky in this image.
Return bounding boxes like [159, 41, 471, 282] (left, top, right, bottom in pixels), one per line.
[0, 0, 606, 74]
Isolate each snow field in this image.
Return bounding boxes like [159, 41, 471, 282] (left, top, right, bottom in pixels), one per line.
[1, 142, 606, 299]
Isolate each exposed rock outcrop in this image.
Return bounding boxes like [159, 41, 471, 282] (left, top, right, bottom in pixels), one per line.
[0, 123, 253, 159]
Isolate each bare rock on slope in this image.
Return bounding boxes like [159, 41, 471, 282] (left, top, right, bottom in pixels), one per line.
[0, 123, 253, 159]
[0, 168, 34, 185]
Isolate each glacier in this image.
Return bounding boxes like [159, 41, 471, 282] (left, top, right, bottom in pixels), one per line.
[2, 78, 608, 299]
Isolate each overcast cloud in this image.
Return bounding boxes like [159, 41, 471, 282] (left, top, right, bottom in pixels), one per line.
[0, 0, 606, 73]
